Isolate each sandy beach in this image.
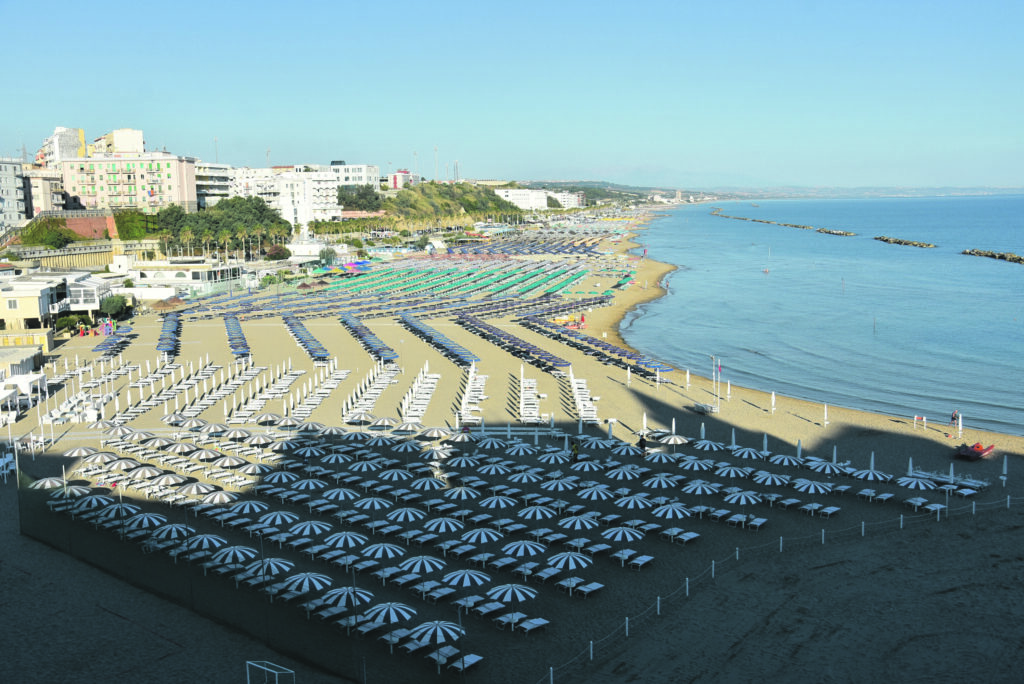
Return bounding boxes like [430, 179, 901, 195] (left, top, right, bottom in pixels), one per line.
[5, 211, 1024, 683]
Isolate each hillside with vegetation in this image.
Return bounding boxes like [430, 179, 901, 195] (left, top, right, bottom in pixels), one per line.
[384, 182, 522, 219]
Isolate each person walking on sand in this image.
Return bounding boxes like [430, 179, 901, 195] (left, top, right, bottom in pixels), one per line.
[638, 435, 647, 456]
[950, 409, 959, 426]
[570, 441, 580, 463]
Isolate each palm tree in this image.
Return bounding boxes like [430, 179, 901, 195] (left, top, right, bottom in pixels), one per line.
[180, 228, 195, 257]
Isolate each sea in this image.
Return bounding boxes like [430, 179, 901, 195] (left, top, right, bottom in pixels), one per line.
[621, 195, 1024, 436]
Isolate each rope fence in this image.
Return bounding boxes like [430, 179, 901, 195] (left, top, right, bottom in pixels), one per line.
[532, 494, 1023, 684]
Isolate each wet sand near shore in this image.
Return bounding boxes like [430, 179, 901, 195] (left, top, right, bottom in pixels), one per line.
[5, 213, 1024, 684]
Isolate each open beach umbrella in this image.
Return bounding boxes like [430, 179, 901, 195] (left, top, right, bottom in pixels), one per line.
[294, 446, 327, 459]
[571, 460, 605, 472]
[192, 448, 224, 462]
[324, 531, 368, 549]
[615, 493, 653, 510]
[186, 534, 228, 551]
[548, 551, 592, 570]
[224, 428, 252, 441]
[477, 463, 510, 475]
[203, 491, 239, 505]
[379, 468, 414, 482]
[508, 471, 543, 484]
[238, 463, 274, 476]
[476, 437, 507, 450]
[644, 451, 679, 465]
[392, 440, 424, 454]
[96, 502, 140, 521]
[128, 466, 165, 480]
[319, 453, 353, 465]
[652, 502, 692, 519]
[611, 443, 644, 457]
[461, 527, 503, 544]
[259, 510, 301, 526]
[502, 540, 546, 557]
[423, 517, 463, 533]
[854, 452, 892, 481]
[282, 572, 333, 595]
[731, 446, 764, 460]
[83, 452, 118, 464]
[149, 473, 188, 487]
[346, 412, 376, 425]
[478, 495, 517, 509]
[724, 490, 763, 511]
[362, 542, 406, 559]
[898, 475, 937, 490]
[63, 446, 97, 458]
[231, 499, 270, 515]
[538, 451, 572, 465]
[442, 569, 490, 588]
[323, 487, 360, 501]
[107, 458, 141, 472]
[577, 485, 615, 501]
[444, 485, 480, 501]
[211, 455, 248, 469]
[291, 478, 329, 491]
[753, 471, 791, 486]
[559, 515, 599, 530]
[770, 453, 804, 467]
[75, 495, 116, 511]
[353, 496, 393, 511]
[488, 582, 538, 603]
[682, 479, 721, 496]
[602, 526, 644, 543]
[178, 482, 218, 496]
[125, 512, 168, 530]
[445, 431, 473, 443]
[364, 601, 417, 624]
[51, 485, 91, 499]
[31, 477, 67, 490]
[420, 427, 451, 440]
[349, 460, 384, 472]
[321, 586, 374, 609]
[152, 523, 195, 540]
[518, 505, 556, 520]
[642, 473, 678, 489]
[410, 620, 466, 669]
[245, 557, 294, 579]
[606, 465, 642, 481]
[212, 545, 259, 565]
[506, 443, 539, 457]
[297, 421, 326, 433]
[290, 520, 332, 537]
[715, 465, 752, 479]
[409, 475, 446, 491]
[793, 479, 833, 495]
[540, 478, 577, 492]
[387, 507, 426, 523]
[393, 422, 424, 435]
[246, 434, 276, 447]
[399, 555, 446, 574]
[678, 457, 715, 472]
[365, 435, 396, 448]
[263, 471, 300, 484]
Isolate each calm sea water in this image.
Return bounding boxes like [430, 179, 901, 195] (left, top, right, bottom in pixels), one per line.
[621, 196, 1024, 435]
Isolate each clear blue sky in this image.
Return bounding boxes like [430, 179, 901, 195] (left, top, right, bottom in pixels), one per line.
[4, 0, 1022, 189]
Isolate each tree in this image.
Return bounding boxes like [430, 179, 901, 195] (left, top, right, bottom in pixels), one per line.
[337, 184, 383, 211]
[319, 247, 337, 266]
[547, 195, 563, 208]
[123, 278, 134, 288]
[265, 244, 291, 260]
[99, 295, 128, 318]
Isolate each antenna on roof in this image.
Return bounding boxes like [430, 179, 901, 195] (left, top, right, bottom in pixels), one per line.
[266, 149, 271, 167]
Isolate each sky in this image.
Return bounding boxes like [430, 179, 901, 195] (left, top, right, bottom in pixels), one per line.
[3, 0, 1022, 189]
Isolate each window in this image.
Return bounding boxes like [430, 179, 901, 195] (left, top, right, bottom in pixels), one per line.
[7, 300, 16, 309]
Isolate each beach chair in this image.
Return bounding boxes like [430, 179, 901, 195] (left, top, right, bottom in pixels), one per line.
[747, 518, 767, 531]
[629, 555, 654, 570]
[448, 654, 483, 672]
[518, 618, 550, 635]
[819, 506, 840, 519]
[575, 582, 604, 598]
[472, 601, 504, 617]
[426, 645, 460, 666]
[534, 567, 560, 583]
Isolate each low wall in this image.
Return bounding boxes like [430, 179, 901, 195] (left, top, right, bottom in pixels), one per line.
[18, 491, 366, 682]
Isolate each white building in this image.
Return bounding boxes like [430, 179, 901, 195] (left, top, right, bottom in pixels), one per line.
[35, 126, 86, 167]
[387, 169, 420, 190]
[59, 151, 198, 214]
[195, 162, 234, 209]
[231, 162, 380, 228]
[0, 158, 27, 237]
[90, 128, 145, 155]
[494, 188, 549, 211]
[21, 166, 66, 217]
[548, 191, 586, 209]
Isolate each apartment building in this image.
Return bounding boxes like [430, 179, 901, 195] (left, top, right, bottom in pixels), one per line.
[0, 159, 27, 236]
[231, 163, 380, 227]
[35, 126, 87, 167]
[195, 162, 234, 209]
[22, 166, 66, 217]
[59, 152, 198, 214]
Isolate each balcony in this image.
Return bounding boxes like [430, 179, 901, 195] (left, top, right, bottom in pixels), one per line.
[49, 300, 70, 315]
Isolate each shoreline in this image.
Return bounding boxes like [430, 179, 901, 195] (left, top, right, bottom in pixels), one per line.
[589, 208, 1022, 447]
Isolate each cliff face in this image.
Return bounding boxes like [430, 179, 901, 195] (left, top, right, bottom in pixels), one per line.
[66, 215, 117, 239]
